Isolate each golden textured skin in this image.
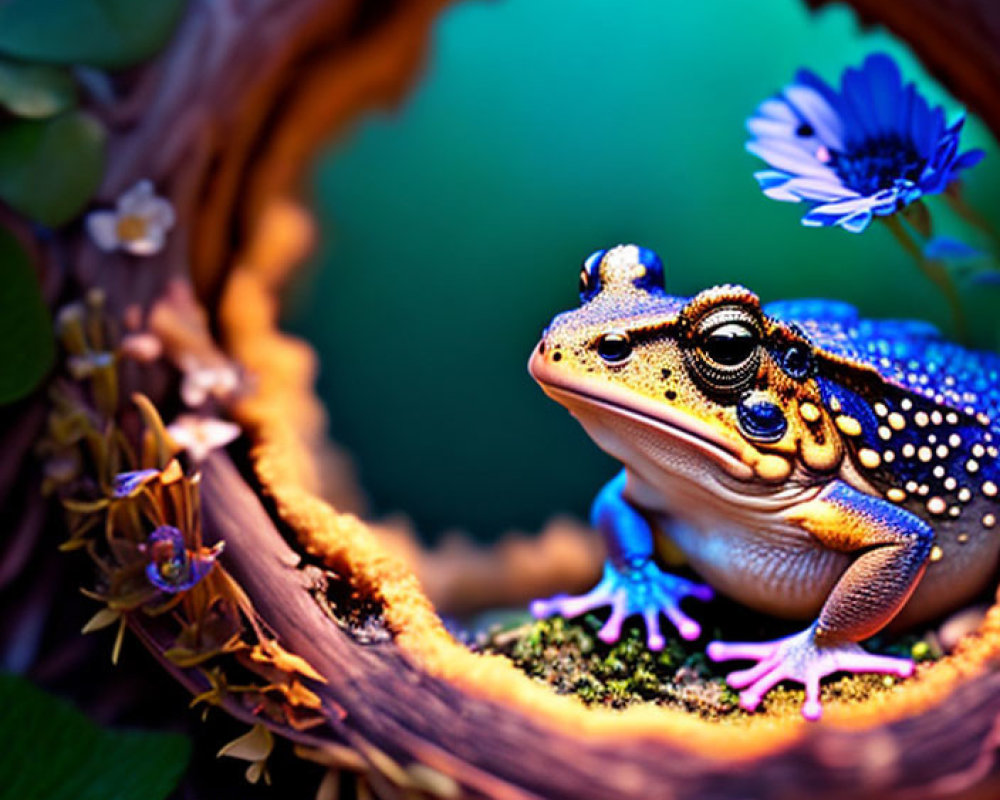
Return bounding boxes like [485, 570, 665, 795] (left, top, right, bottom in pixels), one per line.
[532, 246, 850, 488]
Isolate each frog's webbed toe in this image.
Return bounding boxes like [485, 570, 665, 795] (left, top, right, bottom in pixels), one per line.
[530, 559, 713, 648]
[707, 624, 914, 720]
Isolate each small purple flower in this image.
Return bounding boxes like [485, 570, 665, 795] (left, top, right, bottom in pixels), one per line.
[747, 53, 984, 232]
[144, 525, 219, 593]
[112, 468, 161, 498]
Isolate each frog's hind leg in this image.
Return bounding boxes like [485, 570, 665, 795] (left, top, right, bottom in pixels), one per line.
[530, 470, 714, 648]
[708, 480, 933, 720]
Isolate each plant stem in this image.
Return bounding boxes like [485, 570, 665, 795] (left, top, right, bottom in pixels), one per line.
[944, 185, 1000, 263]
[881, 215, 969, 343]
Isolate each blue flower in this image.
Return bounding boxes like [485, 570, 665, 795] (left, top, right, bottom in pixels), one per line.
[144, 525, 219, 593]
[747, 53, 984, 233]
[112, 468, 161, 498]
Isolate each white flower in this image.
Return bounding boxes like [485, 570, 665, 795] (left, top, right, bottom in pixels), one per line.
[166, 414, 240, 463]
[179, 354, 241, 408]
[86, 180, 175, 256]
[118, 332, 163, 363]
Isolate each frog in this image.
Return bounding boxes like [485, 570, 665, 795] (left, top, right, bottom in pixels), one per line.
[529, 244, 1000, 720]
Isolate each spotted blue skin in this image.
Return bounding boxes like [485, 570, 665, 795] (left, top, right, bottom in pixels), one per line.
[767, 299, 1000, 526]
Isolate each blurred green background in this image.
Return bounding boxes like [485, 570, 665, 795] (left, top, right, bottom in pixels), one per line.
[283, 0, 1000, 541]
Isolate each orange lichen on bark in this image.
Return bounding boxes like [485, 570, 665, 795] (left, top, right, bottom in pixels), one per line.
[374, 518, 604, 616]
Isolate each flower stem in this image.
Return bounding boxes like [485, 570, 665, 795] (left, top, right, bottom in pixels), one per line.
[881, 215, 969, 343]
[944, 185, 1000, 263]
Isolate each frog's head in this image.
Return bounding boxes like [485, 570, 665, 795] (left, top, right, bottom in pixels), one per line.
[530, 245, 844, 489]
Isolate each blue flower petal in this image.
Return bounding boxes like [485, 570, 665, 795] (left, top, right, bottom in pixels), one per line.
[144, 524, 217, 594]
[895, 83, 916, 137]
[753, 169, 793, 189]
[838, 211, 874, 233]
[746, 115, 793, 139]
[925, 136, 960, 190]
[113, 468, 160, 498]
[864, 186, 907, 217]
[746, 138, 838, 179]
[187, 553, 219, 586]
[861, 54, 904, 135]
[953, 148, 985, 171]
[906, 89, 934, 157]
[793, 68, 839, 109]
[946, 114, 967, 136]
[802, 195, 878, 231]
[762, 184, 804, 203]
[970, 271, 1000, 287]
[923, 236, 983, 260]
[756, 97, 799, 124]
[914, 105, 946, 161]
[782, 84, 845, 150]
[840, 65, 880, 141]
[754, 170, 810, 203]
[769, 176, 859, 203]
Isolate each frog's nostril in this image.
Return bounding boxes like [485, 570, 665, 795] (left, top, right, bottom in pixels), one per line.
[538, 327, 552, 356]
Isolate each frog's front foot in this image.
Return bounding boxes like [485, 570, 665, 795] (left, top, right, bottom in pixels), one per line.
[530, 559, 713, 648]
[707, 624, 915, 721]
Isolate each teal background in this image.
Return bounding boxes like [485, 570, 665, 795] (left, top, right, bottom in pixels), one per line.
[284, 0, 1000, 540]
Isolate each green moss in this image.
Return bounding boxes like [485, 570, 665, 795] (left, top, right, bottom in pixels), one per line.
[479, 615, 942, 720]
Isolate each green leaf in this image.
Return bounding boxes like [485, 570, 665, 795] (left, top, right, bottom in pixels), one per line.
[0, 111, 105, 226]
[0, 673, 191, 800]
[0, 0, 187, 70]
[0, 227, 55, 403]
[0, 58, 76, 118]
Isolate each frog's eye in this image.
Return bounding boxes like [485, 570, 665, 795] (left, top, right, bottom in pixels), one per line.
[596, 331, 632, 363]
[579, 249, 607, 303]
[633, 247, 665, 294]
[703, 323, 758, 367]
[688, 307, 762, 392]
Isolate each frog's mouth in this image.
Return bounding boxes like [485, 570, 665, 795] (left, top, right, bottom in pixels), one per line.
[528, 345, 757, 481]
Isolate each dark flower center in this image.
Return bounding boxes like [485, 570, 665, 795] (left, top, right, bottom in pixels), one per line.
[830, 135, 925, 195]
